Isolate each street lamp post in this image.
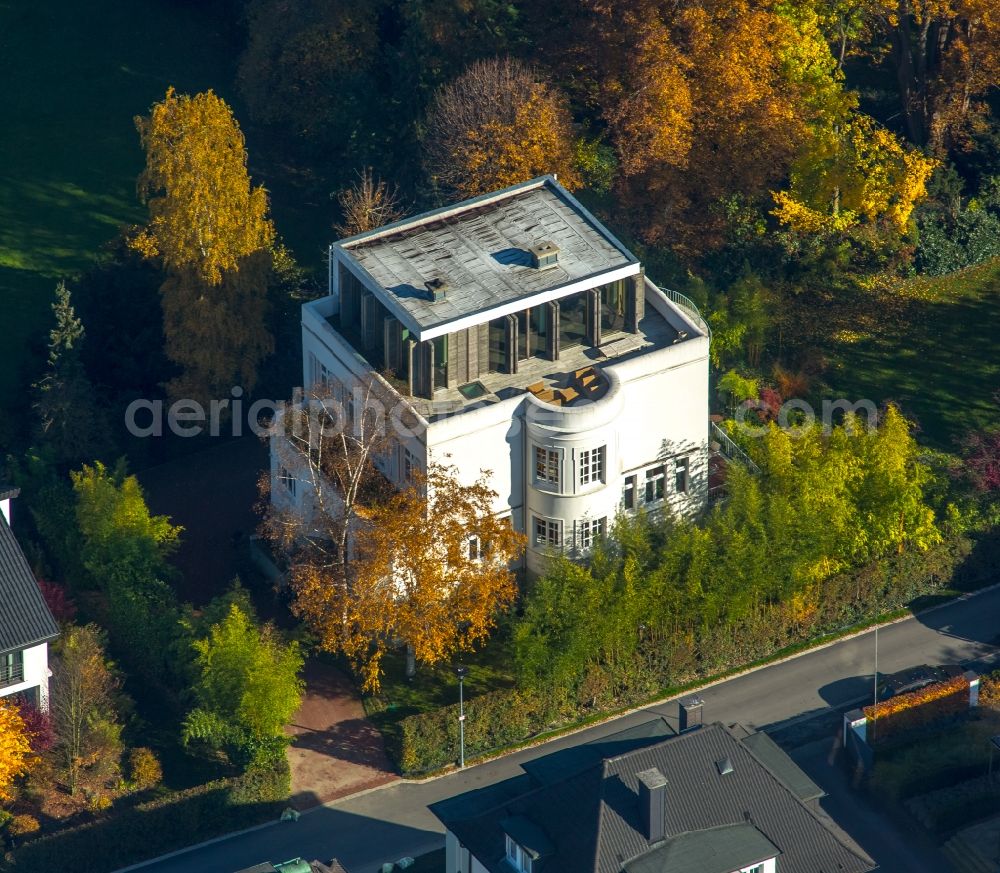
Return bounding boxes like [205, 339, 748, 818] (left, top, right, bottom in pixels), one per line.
[455, 664, 469, 768]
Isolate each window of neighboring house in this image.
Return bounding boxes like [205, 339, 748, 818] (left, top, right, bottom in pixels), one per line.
[579, 446, 605, 486]
[675, 456, 690, 494]
[623, 474, 637, 509]
[279, 466, 297, 498]
[0, 650, 24, 687]
[644, 466, 665, 502]
[533, 516, 561, 549]
[741, 865, 765, 873]
[534, 446, 560, 488]
[505, 835, 533, 873]
[468, 536, 481, 561]
[579, 517, 607, 552]
[402, 446, 418, 483]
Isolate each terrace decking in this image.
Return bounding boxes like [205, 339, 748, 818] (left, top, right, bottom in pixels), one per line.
[325, 302, 683, 422]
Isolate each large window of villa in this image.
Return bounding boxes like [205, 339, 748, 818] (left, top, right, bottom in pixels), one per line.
[531, 304, 550, 355]
[559, 290, 588, 349]
[489, 317, 509, 372]
[433, 335, 448, 389]
[600, 280, 627, 335]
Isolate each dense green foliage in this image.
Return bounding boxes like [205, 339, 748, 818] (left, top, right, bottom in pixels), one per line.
[70, 461, 183, 684]
[182, 602, 304, 769]
[514, 407, 940, 693]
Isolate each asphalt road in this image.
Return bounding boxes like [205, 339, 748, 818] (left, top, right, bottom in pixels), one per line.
[129, 585, 1000, 873]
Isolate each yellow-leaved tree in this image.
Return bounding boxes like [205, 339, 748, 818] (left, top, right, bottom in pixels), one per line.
[0, 699, 34, 802]
[134, 88, 275, 401]
[423, 57, 581, 198]
[773, 114, 937, 233]
[289, 462, 526, 691]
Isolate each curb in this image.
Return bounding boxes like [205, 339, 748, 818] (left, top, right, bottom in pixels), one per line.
[120, 577, 999, 870]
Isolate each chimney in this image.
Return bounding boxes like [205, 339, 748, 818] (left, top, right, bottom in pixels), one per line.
[529, 241, 560, 270]
[424, 277, 448, 302]
[636, 768, 667, 844]
[0, 485, 19, 527]
[678, 697, 703, 732]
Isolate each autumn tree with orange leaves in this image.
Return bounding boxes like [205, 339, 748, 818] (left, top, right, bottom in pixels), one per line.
[0, 699, 34, 802]
[423, 57, 581, 198]
[531, 0, 852, 254]
[289, 462, 525, 691]
[134, 88, 276, 402]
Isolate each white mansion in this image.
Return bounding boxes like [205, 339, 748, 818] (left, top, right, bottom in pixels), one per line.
[272, 176, 710, 574]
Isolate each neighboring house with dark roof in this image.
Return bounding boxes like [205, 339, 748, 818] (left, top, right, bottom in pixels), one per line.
[431, 712, 876, 873]
[0, 487, 59, 711]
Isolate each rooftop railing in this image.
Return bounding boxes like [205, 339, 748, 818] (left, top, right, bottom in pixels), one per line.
[657, 285, 712, 340]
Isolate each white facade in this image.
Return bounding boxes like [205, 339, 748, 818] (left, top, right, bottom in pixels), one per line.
[274, 178, 710, 574]
[283, 279, 708, 575]
[0, 642, 50, 711]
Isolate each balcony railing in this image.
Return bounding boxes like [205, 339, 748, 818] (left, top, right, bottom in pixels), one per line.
[0, 660, 25, 689]
[711, 421, 762, 476]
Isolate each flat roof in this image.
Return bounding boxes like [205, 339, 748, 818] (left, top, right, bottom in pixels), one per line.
[336, 176, 638, 337]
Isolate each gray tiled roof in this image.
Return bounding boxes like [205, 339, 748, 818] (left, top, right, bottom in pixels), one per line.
[622, 823, 779, 873]
[0, 513, 59, 655]
[435, 723, 875, 873]
[338, 177, 637, 333]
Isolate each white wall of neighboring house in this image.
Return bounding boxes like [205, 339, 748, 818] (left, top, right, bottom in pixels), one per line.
[736, 859, 776, 873]
[0, 641, 51, 711]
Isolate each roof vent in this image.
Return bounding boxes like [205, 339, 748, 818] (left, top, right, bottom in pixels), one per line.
[424, 277, 448, 302]
[716, 756, 734, 776]
[529, 241, 560, 270]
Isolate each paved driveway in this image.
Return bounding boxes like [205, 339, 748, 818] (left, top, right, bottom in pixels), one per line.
[287, 660, 397, 809]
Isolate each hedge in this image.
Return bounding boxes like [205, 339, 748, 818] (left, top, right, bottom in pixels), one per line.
[0, 759, 290, 872]
[391, 687, 566, 775]
[390, 533, 994, 775]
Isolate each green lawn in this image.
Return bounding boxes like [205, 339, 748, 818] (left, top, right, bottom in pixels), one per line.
[0, 1, 330, 419]
[362, 636, 516, 748]
[826, 259, 1000, 449]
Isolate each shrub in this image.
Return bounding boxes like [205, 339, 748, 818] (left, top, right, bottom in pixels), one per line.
[126, 747, 162, 791]
[5, 816, 39, 839]
[0, 758, 289, 872]
[229, 757, 291, 805]
[864, 675, 970, 744]
[393, 687, 562, 776]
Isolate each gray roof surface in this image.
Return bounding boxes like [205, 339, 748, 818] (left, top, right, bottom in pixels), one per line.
[435, 723, 875, 873]
[741, 729, 825, 803]
[338, 177, 636, 332]
[521, 718, 675, 788]
[0, 513, 59, 655]
[622, 824, 779, 873]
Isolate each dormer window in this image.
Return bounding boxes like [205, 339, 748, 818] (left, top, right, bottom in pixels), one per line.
[502, 816, 553, 873]
[505, 834, 533, 873]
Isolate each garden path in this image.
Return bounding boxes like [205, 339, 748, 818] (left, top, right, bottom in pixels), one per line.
[287, 659, 398, 809]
